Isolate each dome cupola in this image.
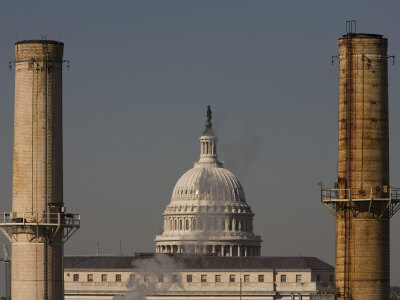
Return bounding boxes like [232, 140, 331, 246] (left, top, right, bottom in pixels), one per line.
[198, 105, 220, 165]
[155, 107, 261, 256]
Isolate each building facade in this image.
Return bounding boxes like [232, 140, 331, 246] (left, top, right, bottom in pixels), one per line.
[64, 254, 335, 300]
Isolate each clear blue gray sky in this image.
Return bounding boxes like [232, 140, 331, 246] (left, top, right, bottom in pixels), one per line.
[1, 1, 400, 294]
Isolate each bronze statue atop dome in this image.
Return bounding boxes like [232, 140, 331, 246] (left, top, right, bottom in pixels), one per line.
[203, 105, 214, 135]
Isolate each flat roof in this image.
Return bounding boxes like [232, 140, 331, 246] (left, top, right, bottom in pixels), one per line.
[64, 255, 334, 271]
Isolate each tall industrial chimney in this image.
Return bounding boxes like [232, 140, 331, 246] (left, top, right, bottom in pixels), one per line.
[322, 30, 400, 300]
[0, 40, 79, 300]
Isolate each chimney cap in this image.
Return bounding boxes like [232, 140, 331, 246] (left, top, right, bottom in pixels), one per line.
[15, 40, 64, 46]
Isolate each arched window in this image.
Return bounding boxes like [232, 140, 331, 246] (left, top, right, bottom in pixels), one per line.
[192, 219, 196, 230]
[228, 219, 232, 231]
[240, 220, 243, 231]
[179, 220, 183, 230]
[235, 220, 239, 231]
[174, 220, 177, 230]
[185, 219, 189, 230]
[222, 219, 225, 230]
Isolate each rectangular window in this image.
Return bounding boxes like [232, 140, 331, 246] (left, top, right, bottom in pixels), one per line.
[281, 274, 286, 282]
[230, 275, 235, 282]
[316, 275, 321, 282]
[172, 274, 179, 282]
[296, 275, 302, 283]
[201, 275, 207, 282]
[244, 275, 250, 282]
[158, 275, 164, 282]
[215, 275, 221, 282]
[116, 274, 122, 282]
[187, 274, 192, 282]
[258, 274, 264, 282]
[101, 274, 107, 282]
[143, 275, 150, 282]
[330, 275, 334, 282]
[87, 274, 93, 282]
[130, 274, 135, 282]
[73, 274, 79, 282]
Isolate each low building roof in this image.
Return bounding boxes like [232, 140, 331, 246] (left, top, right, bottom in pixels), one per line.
[64, 254, 333, 271]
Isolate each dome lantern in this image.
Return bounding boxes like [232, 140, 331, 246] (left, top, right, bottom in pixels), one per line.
[198, 106, 222, 166]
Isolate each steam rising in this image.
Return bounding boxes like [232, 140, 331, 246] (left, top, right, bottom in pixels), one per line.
[113, 254, 184, 300]
[223, 134, 261, 179]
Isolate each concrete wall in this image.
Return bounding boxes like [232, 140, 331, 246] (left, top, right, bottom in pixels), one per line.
[64, 269, 334, 300]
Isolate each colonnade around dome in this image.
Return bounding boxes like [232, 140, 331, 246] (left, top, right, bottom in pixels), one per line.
[163, 215, 253, 233]
[155, 244, 261, 257]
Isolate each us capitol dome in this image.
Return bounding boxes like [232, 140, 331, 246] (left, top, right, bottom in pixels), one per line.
[155, 106, 262, 256]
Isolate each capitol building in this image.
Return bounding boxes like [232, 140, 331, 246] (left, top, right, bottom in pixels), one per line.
[155, 106, 261, 257]
[64, 108, 335, 300]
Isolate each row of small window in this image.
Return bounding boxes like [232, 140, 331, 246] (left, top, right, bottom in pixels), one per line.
[73, 274, 122, 282]
[167, 218, 252, 232]
[73, 273, 332, 284]
[174, 188, 241, 200]
[139, 274, 265, 283]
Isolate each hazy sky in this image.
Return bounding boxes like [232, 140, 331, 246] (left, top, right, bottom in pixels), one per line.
[1, 1, 400, 294]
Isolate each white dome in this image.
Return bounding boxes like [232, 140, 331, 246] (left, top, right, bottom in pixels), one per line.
[172, 166, 247, 204]
[155, 106, 261, 257]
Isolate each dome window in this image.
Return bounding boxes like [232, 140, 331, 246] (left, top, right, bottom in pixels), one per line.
[192, 219, 196, 230]
[185, 219, 189, 230]
[179, 220, 183, 230]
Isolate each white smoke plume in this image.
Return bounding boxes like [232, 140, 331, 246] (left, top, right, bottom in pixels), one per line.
[222, 133, 261, 179]
[113, 254, 184, 300]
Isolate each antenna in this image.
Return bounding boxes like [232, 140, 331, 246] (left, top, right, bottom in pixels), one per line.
[346, 20, 357, 34]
